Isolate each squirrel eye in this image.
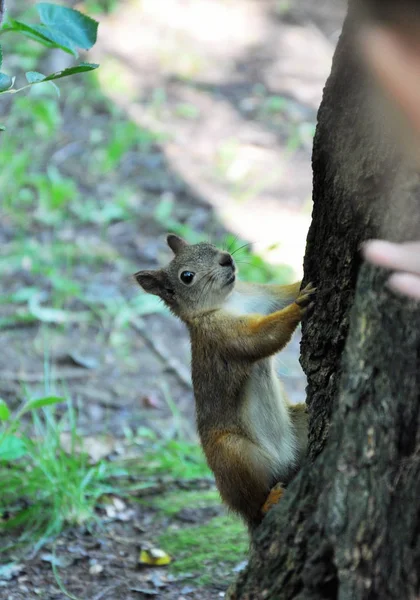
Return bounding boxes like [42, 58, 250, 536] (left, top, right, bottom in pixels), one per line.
[180, 271, 195, 284]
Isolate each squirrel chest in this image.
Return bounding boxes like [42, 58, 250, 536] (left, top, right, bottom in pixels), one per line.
[189, 317, 298, 482]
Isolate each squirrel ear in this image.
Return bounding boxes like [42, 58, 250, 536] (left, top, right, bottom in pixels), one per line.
[167, 234, 188, 255]
[134, 269, 175, 304]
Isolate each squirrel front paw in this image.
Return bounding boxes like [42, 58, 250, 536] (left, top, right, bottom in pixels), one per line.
[295, 282, 316, 313]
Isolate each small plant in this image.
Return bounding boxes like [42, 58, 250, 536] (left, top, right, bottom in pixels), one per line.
[259, 95, 287, 115]
[0, 395, 117, 552]
[92, 120, 164, 173]
[142, 437, 211, 480]
[0, 1, 99, 128]
[158, 514, 248, 584]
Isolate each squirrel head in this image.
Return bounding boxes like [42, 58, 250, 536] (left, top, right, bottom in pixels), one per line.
[134, 234, 236, 318]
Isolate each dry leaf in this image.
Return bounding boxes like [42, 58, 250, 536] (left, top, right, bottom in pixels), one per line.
[141, 393, 162, 409]
[59, 433, 117, 463]
[103, 496, 135, 521]
[60, 351, 99, 370]
[89, 563, 104, 576]
[0, 563, 24, 582]
[40, 554, 74, 568]
[138, 547, 172, 567]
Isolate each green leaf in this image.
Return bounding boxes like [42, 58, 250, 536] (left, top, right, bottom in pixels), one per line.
[0, 435, 28, 461]
[9, 287, 41, 303]
[155, 196, 174, 223]
[48, 81, 60, 97]
[0, 72, 13, 92]
[0, 125, 5, 131]
[37, 3, 98, 50]
[42, 62, 99, 82]
[28, 292, 90, 323]
[21, 395, 64, 413]
[25, 71, 60, 95]
[0, 399, 10, 421]
[30, 23, 77, 55]
[7, 20, 77, 55]
[25, 71, 46, 83]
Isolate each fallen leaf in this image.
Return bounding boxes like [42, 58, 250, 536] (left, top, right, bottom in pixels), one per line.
[59, 351, 99, 370]
[40, 553, 74, 568]
[141, 393, 162, 409]
[148, 572, 167, 588]
[28, 292, 89, 324]
[233, 559, 248, 573]
[0, 563, 24, 582]
[112, 497, 126, 512]
[102, 495, 135, 521]
[89, 563, 104, 575]
[67, 544, 88, 557]
[180, 586, 196, 594]
[138, 547, 172, 567]
[59, 433, 117, 463]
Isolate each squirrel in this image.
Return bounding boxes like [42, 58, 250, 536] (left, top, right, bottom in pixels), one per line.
[135, 234, 315, 529]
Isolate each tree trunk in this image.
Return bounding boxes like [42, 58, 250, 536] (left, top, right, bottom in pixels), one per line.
[229, 2, 420, 599]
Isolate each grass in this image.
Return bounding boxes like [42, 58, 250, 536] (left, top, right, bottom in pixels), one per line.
[148, 489, 221, 516]
[141, 438, 211, 480]
[138, 488, 249, 587]
[0, 392, 211, 556]
[158, 514, 248, 584]
[0, 237, 120, 328]
[0, 394, 118, 553]
[122, 387, 211, 481]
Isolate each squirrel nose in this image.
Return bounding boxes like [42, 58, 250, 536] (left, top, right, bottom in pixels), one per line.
[219, 252, 233, 267]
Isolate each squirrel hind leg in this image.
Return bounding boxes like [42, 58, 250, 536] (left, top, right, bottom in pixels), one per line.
[261, 482, 285, 516]
[206, 432, 273, 528]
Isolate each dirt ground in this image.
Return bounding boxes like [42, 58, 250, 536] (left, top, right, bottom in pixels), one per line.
[0, 1, 345, 598]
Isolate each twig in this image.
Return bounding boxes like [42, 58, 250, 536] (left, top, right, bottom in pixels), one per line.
[0, 368, 95, 382]
[131, 320, 192, 389]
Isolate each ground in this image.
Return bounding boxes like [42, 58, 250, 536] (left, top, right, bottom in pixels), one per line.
[0, 1, 344, 598]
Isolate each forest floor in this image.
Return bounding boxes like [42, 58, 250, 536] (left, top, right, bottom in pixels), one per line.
[0, 1, 344, 598]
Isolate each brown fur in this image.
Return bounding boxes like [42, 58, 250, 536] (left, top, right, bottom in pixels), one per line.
[135, 235, 314, 528]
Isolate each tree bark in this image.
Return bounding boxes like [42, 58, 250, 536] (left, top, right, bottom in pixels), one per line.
[229, 1, 420, 598]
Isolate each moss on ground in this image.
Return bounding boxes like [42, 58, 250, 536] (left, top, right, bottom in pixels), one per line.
[158, 514, 248, 584]
[149, 489, 221, 516]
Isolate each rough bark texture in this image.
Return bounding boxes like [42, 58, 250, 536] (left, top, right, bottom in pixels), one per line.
[229, 1, 420, 598]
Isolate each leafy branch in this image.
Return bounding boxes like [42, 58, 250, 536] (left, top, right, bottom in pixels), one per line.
[0, 2, 99, 99]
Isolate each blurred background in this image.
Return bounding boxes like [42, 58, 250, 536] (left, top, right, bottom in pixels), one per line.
[0, 0, 346, 597]
[1, 0, 346, 434]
